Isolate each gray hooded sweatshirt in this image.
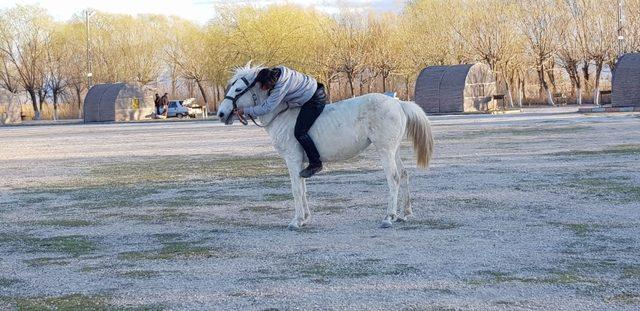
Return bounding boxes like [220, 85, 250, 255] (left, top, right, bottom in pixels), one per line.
[244, 66, 317, 117]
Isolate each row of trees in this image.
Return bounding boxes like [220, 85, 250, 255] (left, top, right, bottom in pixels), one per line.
[1, 0, 640, 119]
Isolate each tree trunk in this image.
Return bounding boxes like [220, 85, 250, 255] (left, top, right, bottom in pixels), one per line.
[38, 89, 45, 112]
[518, 79, 524, 108]
[572, 69, 582, 106]
[347, 73, 355, 98]
[53, 92, 59, 121]
[537, 64, 555, 106]
[75, 85, 83, 119]
[564, 61, 579, 104]
[171, 72, 177, 98]
[187, 80, 194, 98]
[576, 86, 582, 106]
[382, 74, 387, 93]
[195, 79, 208, 110]
[405, 76, 410, 101]
[545, 88, 555, 106]
[582, 62, 590, 94]
[608, 59, 617, 73]
[506, 82, 514, 108]
[593, 61, 603, 106]
[213, 84, 219, 103]
[27, 88, 40, 120]
[547, 61, 557, 94]
[569, 75, 576, 97]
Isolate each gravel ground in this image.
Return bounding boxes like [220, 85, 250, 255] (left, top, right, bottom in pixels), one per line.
[0, 108, 639, 310]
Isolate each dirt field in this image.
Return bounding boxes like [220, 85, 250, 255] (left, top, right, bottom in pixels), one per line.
[1, 108, 639, 310]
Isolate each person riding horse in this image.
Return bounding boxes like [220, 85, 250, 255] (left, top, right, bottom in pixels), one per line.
[237, 66, 327, 178]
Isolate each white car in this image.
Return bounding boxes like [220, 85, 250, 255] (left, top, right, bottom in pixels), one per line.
[159, 100, 190, 118]
[181, 98, 207, 118]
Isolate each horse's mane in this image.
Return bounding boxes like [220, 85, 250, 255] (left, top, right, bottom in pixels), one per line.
[228, 62, 264, 85]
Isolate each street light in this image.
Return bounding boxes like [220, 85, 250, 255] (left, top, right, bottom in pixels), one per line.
[617, 0, 625, 56]
[85, 9, 95, 88]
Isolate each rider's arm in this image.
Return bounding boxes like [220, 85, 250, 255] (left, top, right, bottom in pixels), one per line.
[244, 76, 291, 117]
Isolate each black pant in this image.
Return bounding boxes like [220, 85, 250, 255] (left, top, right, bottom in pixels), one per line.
[295, 83, 327, 165]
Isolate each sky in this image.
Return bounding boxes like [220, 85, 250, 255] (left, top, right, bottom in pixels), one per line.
[0, 0, 403, 24]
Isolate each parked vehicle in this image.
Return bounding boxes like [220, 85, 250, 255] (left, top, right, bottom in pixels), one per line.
[160, 100, 190, 118]
[181, 98, 207, 118]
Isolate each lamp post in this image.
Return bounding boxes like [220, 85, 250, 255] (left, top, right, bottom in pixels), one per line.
[617, 0, 624, 57]
[85, 9, 95, 88]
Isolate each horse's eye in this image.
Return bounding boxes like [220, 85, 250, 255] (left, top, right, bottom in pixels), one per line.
[235, 88, 242, 92]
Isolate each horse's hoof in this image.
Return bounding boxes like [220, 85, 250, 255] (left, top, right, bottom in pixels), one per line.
[301, 216, 310, 226]
[380, 219, 393, 228]
[395, 216, 407, 222]
[288, 222, 301, 231]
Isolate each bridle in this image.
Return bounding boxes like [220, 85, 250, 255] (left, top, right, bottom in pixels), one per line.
[224, 75, 289, 128]
[224, 76, 256, 126]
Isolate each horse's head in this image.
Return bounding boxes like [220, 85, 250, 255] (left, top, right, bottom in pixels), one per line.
[218, 62, 265, 125]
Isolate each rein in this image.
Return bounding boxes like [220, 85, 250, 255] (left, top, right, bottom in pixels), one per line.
[247, 105, 289, 128]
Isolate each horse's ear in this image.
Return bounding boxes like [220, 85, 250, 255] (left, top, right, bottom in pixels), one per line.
[245, 60, 253, 68]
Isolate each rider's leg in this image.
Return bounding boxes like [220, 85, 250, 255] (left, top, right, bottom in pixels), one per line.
[295, 84, 326, 178]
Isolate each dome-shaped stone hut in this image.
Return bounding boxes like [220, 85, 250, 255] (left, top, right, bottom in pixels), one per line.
[0, 91, 22, 125]
[612, 53, 640, 107]
[415, 63, 497, 113]
[83, 83, 154, 122]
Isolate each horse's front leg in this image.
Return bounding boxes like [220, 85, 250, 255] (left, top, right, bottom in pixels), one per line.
[285, 158, 307, 230]
[301, 178, 310, 222]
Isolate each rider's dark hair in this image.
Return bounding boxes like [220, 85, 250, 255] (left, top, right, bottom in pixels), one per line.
[256, 68, 279, 87]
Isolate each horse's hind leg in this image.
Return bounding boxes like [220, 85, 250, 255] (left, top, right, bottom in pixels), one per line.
[395, 151, 412, 220]
[378, 148, 401, 228]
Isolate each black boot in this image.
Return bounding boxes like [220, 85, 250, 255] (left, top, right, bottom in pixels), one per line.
[297, 134, 323, 178]
[300, 162, 323, 178]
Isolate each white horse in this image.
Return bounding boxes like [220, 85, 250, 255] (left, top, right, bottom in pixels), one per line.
[217, 64, 434, 229]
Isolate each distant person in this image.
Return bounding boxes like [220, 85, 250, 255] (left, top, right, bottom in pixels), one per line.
[154, 93, 161, 115]
[161, 93, 169, 118]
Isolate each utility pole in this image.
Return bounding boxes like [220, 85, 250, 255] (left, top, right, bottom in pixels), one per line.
[85, 9, 94, 89]
[617, 0, 624, 57]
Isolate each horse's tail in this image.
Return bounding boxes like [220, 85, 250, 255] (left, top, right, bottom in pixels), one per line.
[399, 101, 434, 169]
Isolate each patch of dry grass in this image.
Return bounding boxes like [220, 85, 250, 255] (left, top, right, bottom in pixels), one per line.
[17, 102, 80, 120]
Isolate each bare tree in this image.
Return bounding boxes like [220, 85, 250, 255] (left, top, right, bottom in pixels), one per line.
[368, 13, 404, 93]
[326, 11, 369, 98]
[0, 5, 52, 119]
[58, 19, 88, 116]
[557, 0, 585, 105]
[458, 0, 522, 106]
[577, 0, 616, 105]
[166, 20, 211, 109]
[518, 0, 561, 106]
[0, 45, 20, 95]
[625, 0, 640, 52]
